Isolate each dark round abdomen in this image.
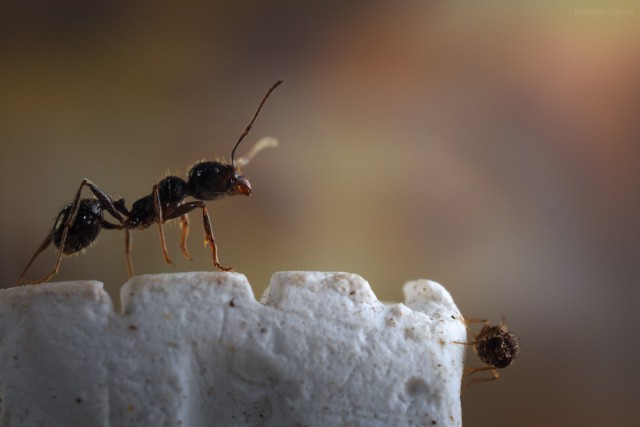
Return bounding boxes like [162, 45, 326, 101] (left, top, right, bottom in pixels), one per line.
[477, 331, 519, 369]
[52, 199, 103, 255]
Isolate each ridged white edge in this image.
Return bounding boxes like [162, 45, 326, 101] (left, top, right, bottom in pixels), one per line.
[0, 272, 466, 427]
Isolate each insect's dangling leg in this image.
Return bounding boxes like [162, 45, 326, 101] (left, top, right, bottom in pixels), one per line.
[179, 214, 193, 261]
[461, 366, 500, 391]
[152, 184, 172, 265]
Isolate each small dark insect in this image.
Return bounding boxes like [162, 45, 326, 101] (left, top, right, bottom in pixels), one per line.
[458, 317, 519, 390]
[15, 80, 284, 286]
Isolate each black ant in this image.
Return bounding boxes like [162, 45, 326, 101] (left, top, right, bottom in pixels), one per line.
[14, 80, 284, 286]
[457, 317, 519, 390]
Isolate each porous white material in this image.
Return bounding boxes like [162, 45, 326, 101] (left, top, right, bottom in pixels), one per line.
[0, 272, 466, 427]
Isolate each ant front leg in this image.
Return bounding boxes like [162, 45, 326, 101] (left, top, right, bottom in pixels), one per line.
[163, 201, 233, 271]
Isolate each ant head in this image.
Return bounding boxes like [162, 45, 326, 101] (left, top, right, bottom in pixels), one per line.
[230, 79, 284, 168]
[188, 161, 251, 200]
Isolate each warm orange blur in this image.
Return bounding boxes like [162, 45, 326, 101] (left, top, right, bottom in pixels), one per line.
[1, 2, 638, 426]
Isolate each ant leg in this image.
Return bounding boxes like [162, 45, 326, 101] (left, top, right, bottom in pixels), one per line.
[152, 184, 172, 265]
[198, 205, 232, 271]
[464, 318, 490, 326]
[125, 229, 133, 277]
[162, 201, 233, 271]
[461, 366, 500, 390]
[453, 318, 490, 345]
[179, 214, 194, 261]
[14, 234, 53, 286]
[452, 339, 479, 346]
[457, 318, 491, 342]
[102, 220, 133, 277]
[79, 180, 127, 223]
[110, 198, 133, 276]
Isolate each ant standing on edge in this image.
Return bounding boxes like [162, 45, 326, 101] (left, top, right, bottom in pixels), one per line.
[457, 317, 520, 390]
[15, 80, 284, 286]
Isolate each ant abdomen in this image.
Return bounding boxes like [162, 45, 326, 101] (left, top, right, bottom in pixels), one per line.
[52, 199, 103, 255]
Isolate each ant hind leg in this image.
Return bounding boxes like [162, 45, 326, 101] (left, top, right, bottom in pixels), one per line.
[461, 366, 500, 391]
[14, 234, 54, 286]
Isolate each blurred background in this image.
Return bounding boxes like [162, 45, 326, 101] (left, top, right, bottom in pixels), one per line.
[1, 0, 638, 425]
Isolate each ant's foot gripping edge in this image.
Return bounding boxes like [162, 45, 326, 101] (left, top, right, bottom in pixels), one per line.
[215, 263, 235, 272]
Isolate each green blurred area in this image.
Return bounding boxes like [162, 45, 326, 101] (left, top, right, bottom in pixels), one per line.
[1, 1, 638, 425]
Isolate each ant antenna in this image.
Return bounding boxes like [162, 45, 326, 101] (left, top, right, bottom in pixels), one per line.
[234, 137, 279, 168]
[231, 79, 284, 168]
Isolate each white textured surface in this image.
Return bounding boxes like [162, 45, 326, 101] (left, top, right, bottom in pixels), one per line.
[0, 272, 466, 427]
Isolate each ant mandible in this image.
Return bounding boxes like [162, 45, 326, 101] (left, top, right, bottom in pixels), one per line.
[14, 80, 284, 286]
